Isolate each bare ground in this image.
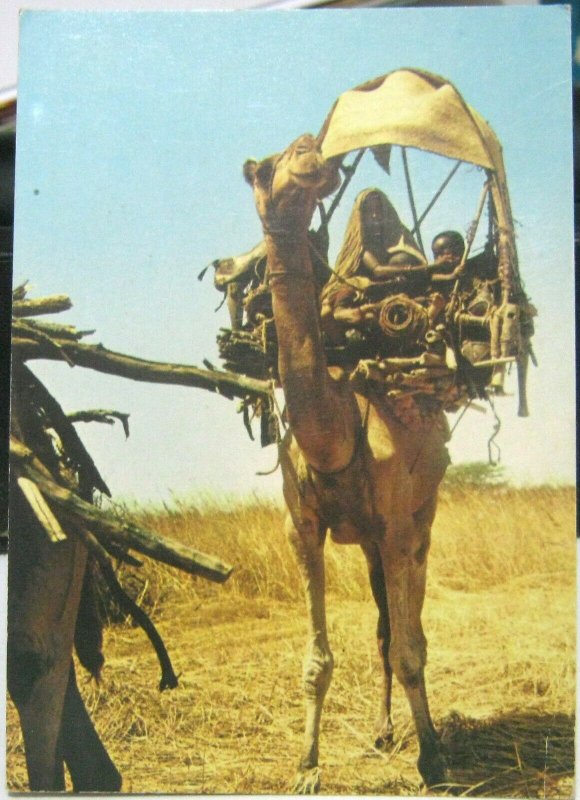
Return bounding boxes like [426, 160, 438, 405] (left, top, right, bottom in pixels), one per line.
[6, 486, 576, 796]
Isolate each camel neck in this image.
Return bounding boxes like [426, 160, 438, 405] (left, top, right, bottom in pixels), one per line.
[265, 233, 322, 341]
[264, 232, 311, 279]
[265, 232, 356, 473]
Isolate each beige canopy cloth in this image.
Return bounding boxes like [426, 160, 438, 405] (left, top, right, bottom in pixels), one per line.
[318, 68, 521, 298]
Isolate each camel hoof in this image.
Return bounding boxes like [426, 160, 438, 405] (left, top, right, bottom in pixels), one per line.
[418, 747, 448, 790]
[292, 766, 321, 794]
[374, 731, 395, 752]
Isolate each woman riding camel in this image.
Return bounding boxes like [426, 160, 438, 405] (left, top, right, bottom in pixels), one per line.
[320, 188, 426, 342]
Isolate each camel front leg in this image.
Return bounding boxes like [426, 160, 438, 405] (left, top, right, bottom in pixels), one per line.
[409, 495, 439, 743]
[286, 512, 333, 794]
[8, 637, 70, 791]
[60, 662, 122, 791]
[8, 491, 88, 790]
[379, 515, 446, 789]
[361, 541, 394, 749]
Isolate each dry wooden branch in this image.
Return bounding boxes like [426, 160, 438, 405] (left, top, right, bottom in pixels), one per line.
[12, 294, 72, 318]
[12, 337, 271, 401]
[16, 363, 112, 497]
[10, 437, 233, 583]
[70, 522, 179, 690]
[16, 476, 68, 542]
[15, 318, 95, 341]
[68, 410, 130, 438]
[472, 356, 516, 370]
[12, 281, 29, 302]
[12, 320, 76, 366]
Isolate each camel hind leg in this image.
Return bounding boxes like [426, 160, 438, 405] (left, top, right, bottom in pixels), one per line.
[285, 511, 333, 794]
[10, 605, 121, 793]
[361, 541, 394, 749]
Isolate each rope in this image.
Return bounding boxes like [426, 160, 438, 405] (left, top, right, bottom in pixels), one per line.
[255, 380, 285, 477]
[256, 455, 280, 477]
[378, 294, 428, 341]
[307, 397, 370, 478]
[269, 379, 288, 431]
[449, 398, 473, 436]
[486, 393, 502, 465]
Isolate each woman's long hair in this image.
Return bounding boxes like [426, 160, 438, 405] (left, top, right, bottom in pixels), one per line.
[322, 189, 421, 302]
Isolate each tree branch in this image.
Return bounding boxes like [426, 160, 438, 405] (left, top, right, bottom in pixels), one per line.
[12, 337, 271, 401]
[12, 295, 73, 317]
[68, 410, 131, 438]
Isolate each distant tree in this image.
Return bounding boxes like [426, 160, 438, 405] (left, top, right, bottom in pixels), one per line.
[443, 461, 508, 488]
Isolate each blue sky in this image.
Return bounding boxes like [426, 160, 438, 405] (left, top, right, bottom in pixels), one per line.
[13, 7, 575, 503]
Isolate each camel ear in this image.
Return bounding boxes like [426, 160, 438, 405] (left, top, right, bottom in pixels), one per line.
[243, 159, 258, 185]
[244, 156, 277, 189]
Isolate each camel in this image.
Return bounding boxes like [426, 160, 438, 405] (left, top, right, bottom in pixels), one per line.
[7, 383, 122, 792]
[244, 133, 451, 792]
[8, 491, 122, 792]
[8, 295, 235, 792]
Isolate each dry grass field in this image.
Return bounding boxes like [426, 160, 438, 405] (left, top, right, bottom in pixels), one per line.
[7, 482, 576, 796]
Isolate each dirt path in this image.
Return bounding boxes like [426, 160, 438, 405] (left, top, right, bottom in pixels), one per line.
[8, 572, 575, 796]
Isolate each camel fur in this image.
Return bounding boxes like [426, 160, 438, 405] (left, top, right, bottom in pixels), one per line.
[244, 133, 450, 792]
[8, 485, 122, 792]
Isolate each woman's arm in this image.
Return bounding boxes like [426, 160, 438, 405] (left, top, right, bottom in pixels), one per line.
[362, 250, 428, 280]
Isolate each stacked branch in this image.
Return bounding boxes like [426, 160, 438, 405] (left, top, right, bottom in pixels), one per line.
[10, 437, 232, 583]
[12, 285, 271, 402]
[217, 326, 278, 380]
[9, 285, 254, 689]
[216, 267, 536, 428]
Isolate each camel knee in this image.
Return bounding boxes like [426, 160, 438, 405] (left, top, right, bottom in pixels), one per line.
[287, 516, 324, 554]
[389, 640, 426, 689]
[303, 647, 334, 699]
[7, 633, 56, 706]
[414, 535, 430, 566]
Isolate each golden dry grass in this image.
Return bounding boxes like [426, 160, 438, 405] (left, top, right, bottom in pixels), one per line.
[6, 484, 576, 796]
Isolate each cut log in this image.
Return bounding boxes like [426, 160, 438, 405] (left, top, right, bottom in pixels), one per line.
[10, 437, 233, 584]
[12, 295, 72, 317]
[16, 476, 68, 542]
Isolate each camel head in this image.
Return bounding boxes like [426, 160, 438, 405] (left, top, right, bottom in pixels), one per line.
[243, 133, 340, 237]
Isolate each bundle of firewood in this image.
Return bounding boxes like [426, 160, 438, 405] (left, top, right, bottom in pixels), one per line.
[215, 277, 535, 429]
[10, 284, 274, 686]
